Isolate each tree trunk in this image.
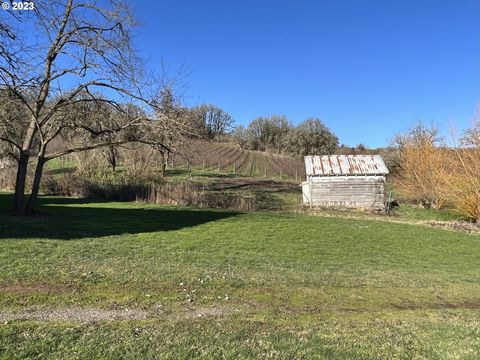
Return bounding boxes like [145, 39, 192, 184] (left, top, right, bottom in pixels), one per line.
[164, 151, 170, 172]
[159, 151, 167, 177]
[110, 146, 117, 173]
[111, 154, 116, 172]
[25, 155, 45, 214]
[14, 116, 38, 213]
[14, 151, 29, 213]
[161, 161, 166, 177]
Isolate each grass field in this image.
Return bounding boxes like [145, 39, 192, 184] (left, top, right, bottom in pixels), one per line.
[1, 193, 480, 359]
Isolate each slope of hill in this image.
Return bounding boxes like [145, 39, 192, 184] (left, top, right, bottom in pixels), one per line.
[171, 140, 306, 181]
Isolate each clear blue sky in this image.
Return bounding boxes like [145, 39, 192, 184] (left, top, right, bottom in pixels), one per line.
[133, 0, 480, 147]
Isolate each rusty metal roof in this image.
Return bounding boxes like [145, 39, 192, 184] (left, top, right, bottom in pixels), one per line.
[304, 155, 389, 176]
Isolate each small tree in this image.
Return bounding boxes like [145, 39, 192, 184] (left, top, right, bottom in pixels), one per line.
[355, 143, 367, 154]
[461, 120, 480, 147]
[154, 87, 190, 175]
[232, 125, 249, 148]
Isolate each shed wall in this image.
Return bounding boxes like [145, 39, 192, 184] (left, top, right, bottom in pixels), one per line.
[303, 175, 386, 209]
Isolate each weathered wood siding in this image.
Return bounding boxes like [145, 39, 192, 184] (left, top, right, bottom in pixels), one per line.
[302, 175, 386, 209]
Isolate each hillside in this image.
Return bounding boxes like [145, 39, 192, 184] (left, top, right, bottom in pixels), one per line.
[171, 140, 306, 181]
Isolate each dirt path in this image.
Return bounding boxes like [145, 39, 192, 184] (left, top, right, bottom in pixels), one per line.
[0, 305, 239, 323]
[0, 308, 148, 323]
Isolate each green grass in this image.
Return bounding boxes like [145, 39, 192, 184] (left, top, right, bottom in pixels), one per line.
[1, 194, 480, 358]
[393, 204, 460, 222]
[44, 158, 77, 175]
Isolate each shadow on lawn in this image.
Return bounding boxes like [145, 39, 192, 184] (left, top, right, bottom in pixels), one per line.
[0, 194, 239, 240]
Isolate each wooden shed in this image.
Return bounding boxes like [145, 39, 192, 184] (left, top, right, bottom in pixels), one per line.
[301, 155, 389, 209]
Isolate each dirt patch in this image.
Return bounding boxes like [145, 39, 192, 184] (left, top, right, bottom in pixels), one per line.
[0, 307, 148, 323]
[0, 305, 239, 323]
[278, 305, 371, 314]
[184, 305, 240, 319]
[422, 220, 480, 234]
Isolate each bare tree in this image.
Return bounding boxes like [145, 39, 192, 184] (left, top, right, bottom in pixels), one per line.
[461, 121, 480, 147]
[0, 0, 183, 213]
[461, 105, 480, 147]
[392, 121, 442, 149]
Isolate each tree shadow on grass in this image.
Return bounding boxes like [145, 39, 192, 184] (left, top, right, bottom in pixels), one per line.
[0, 194, 239, 240]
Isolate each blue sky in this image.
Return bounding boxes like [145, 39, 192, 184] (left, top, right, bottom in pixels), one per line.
[133, 0, 480, 147]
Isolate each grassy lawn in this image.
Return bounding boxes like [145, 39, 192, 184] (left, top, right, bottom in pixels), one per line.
[1, 194, 480, 359]
[393, 204, 460, 222]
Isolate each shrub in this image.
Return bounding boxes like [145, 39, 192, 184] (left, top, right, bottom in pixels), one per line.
[0, 163, 16, 191]
[394, 121, 480, 223]
[41, 168, 257, 211]
[42, 173, 81, 196]
[395, 141, 449, 209]
[440, 148, 480, 223]
[140, 182, 257, 211]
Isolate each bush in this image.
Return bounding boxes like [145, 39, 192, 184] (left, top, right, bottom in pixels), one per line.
[41, 168, 257, 211]
[42, 173, 81, 196]
[393, 122, 446, 209]
[440, 148, 480, 223]
[140, 182, 257, 211]
[394, 121, 480, 223]
[395, 141, 448, 209]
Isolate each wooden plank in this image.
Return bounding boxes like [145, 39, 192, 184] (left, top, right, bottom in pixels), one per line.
[321, 156, 332, 175]
[304, 156, 313, 177]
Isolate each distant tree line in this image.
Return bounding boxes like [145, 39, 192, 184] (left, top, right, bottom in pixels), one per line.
[187, 112, 340, 157]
